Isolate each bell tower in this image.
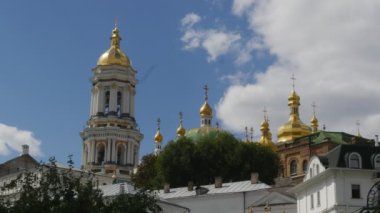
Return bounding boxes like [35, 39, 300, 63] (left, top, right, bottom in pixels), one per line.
[80, 26, 143, 180]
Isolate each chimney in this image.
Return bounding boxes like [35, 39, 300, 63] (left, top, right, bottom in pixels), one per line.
[164, 183, 170, 193]
[214, 176, 222, 188]
[375, 135, 379, 147]
[22, 144, 29, 155]
[250, 172, 259, 184]
[187, 181, 194, 191]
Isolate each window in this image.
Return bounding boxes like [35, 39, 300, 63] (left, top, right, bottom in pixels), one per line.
[317, 191, 321, 206]
[349, 153, 361, 169]
[290, 160, 297, 176]
[316, 165, 320, 174]
[96, 144, 105, 165]
[310, 194, 314, 209]
[374, 154, 380, 169]
[104, 91, 110, 113]
[351, 184, 361, 199]
[117, 91, 122, 117]
[303, 160, 308, 173]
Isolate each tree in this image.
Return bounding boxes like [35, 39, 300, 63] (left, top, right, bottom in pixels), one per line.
[148, 132, 280, 188]
[157, 137, 197, 187]
[0, 156, 161, 213]
[131, 154, 162, 190]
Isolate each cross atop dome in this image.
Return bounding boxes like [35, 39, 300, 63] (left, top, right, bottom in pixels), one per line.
[291, 73, 296, 90]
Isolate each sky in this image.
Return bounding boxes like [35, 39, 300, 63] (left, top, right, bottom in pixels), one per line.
[0, 0, 379, 166]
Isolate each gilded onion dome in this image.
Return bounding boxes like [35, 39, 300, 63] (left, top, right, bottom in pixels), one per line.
[311, 115, 318, 133]
[200, 102, 213, 117]
[154, 130, 163, 143]
[97, 26, 131, 67]
[259, 113, 276, 150]
[200, 85, 213, 117]
[154, 118, 163, 143]
[176, 112, 186, 137]
[277, 90, 311, 143]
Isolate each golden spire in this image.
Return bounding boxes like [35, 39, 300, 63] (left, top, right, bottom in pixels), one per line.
[311, 102, 319, 133]
[176, 112, 186, 137]
[259, 108, 275, 149]
[200, 85, 213, 117]
[154, 118, 163, 143]
[97, 25, 131, 67]
[356, 120, 362, 137]
[277, 74, 311, 143]
[245, 126, 249, 143]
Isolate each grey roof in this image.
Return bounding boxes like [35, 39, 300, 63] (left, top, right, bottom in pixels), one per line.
[98, 182, 136, 197]
[158, 180, 271, 199]
[318, 144, 380, 169]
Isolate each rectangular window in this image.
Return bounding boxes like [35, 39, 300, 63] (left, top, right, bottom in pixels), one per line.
[311, 194, 314, 209]
[352, 184, 361, 199]
[317, 191, 321, 206]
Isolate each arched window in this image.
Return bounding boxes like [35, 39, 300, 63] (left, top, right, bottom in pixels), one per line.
[316, 164, 320, 174]
[116, 144, 126, 165]
[374, 154, 380, 169]
[117, 91, 122, 117]
[303, 160, 308, 173]
[349, 153, 361, 169]
[290, 160, 297, 176]
[104, 91, 110, 114]
[96, 143, 105, 165]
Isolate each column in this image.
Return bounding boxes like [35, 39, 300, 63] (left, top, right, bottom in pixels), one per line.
[127, 141, 133, 164]
[90, 89, 94, 116]
[130, 90, 135, 117]
[112, 139, 116, 162]
[123, 88, 130, 114]
[89, 141, 94, 163]
[109, 85, 117, 113]
[107, 139, 111, 162]
[123, 143, 127, 165]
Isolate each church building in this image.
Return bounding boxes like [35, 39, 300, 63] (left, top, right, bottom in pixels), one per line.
[80, 26, 143, 180]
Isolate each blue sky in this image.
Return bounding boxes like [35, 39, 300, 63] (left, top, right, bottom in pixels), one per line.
[1, 0, 380, 166]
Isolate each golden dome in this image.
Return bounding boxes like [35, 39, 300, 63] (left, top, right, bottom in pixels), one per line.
[277, 90, 311, 143]
[311, 115, 318, 125]
[97, 27, 131, 67]
[176, 112, 186, 137]
[154, 118, 163, 143]
[154, 131, 163, 143]
[177, 126, 186, 137]
[200, 102, 213, 117]
[259, 115, 275, 150]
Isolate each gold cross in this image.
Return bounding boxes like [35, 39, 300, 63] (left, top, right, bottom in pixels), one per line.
[203, 85, 209, 101]
[157, 118, 161, 130]
[290, 73, 296, 90]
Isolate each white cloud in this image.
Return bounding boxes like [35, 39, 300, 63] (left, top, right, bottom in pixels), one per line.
[216, 0, 380, 140]
[180, 13, 241, 62]
[232, 0, 256, 16]
[0, 123, 42, 156]
[181, 13, 201, 29]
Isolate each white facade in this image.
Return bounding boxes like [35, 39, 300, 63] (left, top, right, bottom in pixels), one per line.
[291, 151, 380, 213]
[248, 189, 297, 213]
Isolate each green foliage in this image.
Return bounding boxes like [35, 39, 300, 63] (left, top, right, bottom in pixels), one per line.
[104, 191, 161, 213]
[131, 154, 162, 190]
[140, 132, 280, 188]
[0, 156, 161, 213]
[157, 137, 197, 187]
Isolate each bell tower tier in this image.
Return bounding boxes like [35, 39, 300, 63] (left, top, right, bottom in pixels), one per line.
[80, 26, 143, 180]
